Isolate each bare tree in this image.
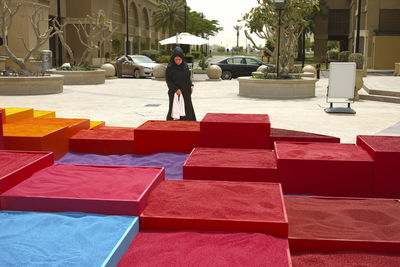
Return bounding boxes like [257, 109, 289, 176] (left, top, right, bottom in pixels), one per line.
[73, 12, 116, 66]
[0, 0, 62, 74]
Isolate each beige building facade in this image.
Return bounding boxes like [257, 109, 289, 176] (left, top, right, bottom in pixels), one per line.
[1, 0, 184, 68]
[314, 0, 400, 69]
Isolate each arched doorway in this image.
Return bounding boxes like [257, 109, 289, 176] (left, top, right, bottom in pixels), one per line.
[141, 7, 150, 51]
[111, 0, 125, 57]
[129, 2, 140, 54]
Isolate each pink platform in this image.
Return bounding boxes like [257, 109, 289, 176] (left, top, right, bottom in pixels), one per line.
[140, 180, 288, 237]
[118, 231, 291, 267]
[285, 196, 400, 254]
[134, 120, 200, 154]
[0, 151, 53, 194]
[183, 147, 277, 182]
[1, 164, 164, 215]
[200, 113, 270, 149]
[270, 128, 340, 148]
[275, 142, 374, 197]
[69, 127, 135, 155]
[357, 135, 400, 198]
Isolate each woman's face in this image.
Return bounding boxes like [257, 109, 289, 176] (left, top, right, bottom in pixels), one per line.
[174, 56, 182, 65]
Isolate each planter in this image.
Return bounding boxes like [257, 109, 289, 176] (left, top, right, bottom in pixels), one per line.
[238, 77, 317, 99]
[48, 69, 105, 85]
[353, 69, 365, 101]
[0, 74, 63, 95]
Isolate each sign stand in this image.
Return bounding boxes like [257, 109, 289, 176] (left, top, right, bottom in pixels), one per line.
[325, 62, 357, 114]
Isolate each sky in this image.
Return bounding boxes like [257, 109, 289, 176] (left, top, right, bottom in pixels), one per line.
[185, 0, 264, 49]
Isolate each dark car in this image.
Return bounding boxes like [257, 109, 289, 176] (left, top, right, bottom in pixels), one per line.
[211, 56, 274, 80]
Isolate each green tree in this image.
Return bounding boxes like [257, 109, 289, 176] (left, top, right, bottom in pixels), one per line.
[186, 9, 222, 38]
[233, 25, 242, 52]
[242, 0, 319, 75]
[152, 0, 184, 37]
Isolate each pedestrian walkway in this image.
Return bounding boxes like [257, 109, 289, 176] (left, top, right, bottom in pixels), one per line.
[1, 76, 399, 144]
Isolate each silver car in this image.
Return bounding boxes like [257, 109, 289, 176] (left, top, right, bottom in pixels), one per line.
[127, 55, 158, 78]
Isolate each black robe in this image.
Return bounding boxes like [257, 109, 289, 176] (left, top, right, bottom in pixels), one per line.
[166, 47, 196, 121]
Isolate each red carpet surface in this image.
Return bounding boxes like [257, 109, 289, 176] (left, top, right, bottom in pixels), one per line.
[0, 151, 53, 193]
[1, 164, 164, 215]
[275, 142, 374, 197]
[134, 120, 200, 154]
[357, 135, 400, 198]
[183, 147, 277, 182]
[69, 127, 135, 155]
[140, 180, 288, 237]
[285, 196, 400, 253]
[292, 252, 400, 267]
[270, 127, 340, 148]
[200, 113, 270, 149]
[118, 231, 291, 267]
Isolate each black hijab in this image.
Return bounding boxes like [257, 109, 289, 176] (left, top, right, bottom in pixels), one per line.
[168, 47, 186, 70]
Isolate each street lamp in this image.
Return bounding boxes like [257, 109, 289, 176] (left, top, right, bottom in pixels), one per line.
[125, 0, 130, 56]
[274, 0, 285, 79]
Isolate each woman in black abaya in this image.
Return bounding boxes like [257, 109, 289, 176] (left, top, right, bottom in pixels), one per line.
[166, 47, 196, 121]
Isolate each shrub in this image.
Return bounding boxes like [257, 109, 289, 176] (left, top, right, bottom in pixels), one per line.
[328, 50, 338, 60]
[141, 50, 161, 61]
[112, 38, 122, 55]
[198, 56, 210, 70]
[338, 51, 351, 62]
[156, 55, 170, 63]
[348, 53, 364, 69]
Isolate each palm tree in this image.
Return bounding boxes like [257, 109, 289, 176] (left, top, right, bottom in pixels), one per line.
[153, 0, 184, 38]
[233, 25, 242, 54]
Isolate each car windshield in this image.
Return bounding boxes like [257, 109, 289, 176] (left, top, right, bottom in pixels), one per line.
[130, 56, 153, 63]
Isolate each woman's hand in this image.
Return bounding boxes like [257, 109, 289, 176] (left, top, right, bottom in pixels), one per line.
[191, 86, 194, 95]
[176, 89, 182, 95]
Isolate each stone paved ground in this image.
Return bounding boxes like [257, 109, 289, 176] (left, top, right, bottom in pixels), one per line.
[1, 74, 399, 144]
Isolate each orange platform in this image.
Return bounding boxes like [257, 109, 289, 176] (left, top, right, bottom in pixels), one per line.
[89, 121, 106, 129]
[11, 118, 90, 137]
[34, 110, 56, 118]
[3, 124, 69, 160]
[4, 108, 34, 123]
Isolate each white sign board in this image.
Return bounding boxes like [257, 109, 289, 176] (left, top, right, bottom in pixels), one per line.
[328, 62, 356, 99]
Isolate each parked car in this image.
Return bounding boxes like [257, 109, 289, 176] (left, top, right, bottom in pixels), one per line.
[211, 56, 274, 80]
[115, 55, 158, 78]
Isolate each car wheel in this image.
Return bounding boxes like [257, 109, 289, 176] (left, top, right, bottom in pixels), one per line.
[134, 69, 141, 78]
[221, 70, 232, 80]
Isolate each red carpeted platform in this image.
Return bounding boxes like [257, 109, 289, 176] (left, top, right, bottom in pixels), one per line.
[285, 196, 400, 254]
[183, 147, 277, 182]
[357, 135, 400, 198]
[270, 128, 340, 148]
[3, 124, 69, 160]
[69, 127, 135, 155]
[140, 180, 288, 237]
[118, 230, 291, 267]
[134, 120, 200, 154]
[291, 251, 400, 267]
[275, 142, 374, 197]
[0, 151, 53, 194]
[200, 113, 270, 149]
[0, 108, 5, 124]
[11, 118, 90, 137]
[0, 164, 164, 216]
[0, 110, 3, 150]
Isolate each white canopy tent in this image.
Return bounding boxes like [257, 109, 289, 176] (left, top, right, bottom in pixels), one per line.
[159, 32, 209, 46]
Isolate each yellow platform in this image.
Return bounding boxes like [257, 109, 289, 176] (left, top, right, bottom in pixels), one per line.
[3, 108, 34, 123]
[34, 110, 56, 118]
[89, 121, 106, 129]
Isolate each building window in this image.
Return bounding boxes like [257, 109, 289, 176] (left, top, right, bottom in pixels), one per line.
[379, 10, 400, 34]
[328, 9, 350, 36]
[0, 37, 3, 46]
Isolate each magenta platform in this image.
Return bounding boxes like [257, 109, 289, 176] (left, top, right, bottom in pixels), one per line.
[1, 164, 164, 216]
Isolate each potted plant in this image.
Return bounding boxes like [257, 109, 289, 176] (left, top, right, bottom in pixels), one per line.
[348, 52, 364, 100]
